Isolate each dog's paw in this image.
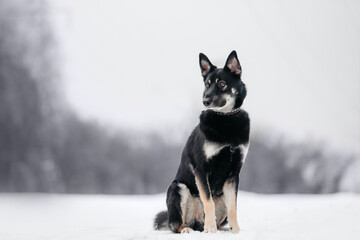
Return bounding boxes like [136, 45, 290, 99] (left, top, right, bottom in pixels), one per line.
[203, 222, 217, 233]
[218, 226, 231, 231]
[180, 227, 192, 234]
[230, 224, 240, 234]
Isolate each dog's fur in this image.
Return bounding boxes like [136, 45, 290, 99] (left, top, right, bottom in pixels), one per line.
[154, 51, 250, 234]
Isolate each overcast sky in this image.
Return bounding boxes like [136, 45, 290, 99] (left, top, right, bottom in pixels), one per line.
[50, 0, 360, 155]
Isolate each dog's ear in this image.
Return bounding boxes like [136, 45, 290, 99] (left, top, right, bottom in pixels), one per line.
[224, 50, 242, 76]
[199, 53, 216, 77]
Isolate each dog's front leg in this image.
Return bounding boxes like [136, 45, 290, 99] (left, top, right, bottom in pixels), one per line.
[194, 175, 217, 233]
[223, 179, 240, 233]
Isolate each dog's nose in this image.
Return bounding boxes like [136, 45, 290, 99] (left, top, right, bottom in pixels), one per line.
[203, 98, 211, 107]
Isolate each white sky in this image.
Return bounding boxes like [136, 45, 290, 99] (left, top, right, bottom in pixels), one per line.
[49, 0, 360, 155]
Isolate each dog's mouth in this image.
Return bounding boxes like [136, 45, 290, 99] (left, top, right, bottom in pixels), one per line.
[204, 101, 226, 109]
[204, 95, 235, 113]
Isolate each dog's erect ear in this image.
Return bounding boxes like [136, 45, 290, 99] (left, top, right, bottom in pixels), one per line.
[224, 50, 242, 76]
[199, 53, 216, 77]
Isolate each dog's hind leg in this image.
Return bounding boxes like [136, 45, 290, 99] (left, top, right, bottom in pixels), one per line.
[166, 181, 192, 233]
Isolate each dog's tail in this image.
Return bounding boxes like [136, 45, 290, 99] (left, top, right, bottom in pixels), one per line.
[154, 210, 169, 231]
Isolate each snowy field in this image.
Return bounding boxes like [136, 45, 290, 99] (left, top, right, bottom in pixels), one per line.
[0, 192, 359, 240]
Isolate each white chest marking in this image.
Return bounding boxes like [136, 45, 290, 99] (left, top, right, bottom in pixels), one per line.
[203, 141, 250, 161]
[203, 141, 226, 159]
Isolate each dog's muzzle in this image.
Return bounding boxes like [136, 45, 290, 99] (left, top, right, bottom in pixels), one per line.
[203, 98, 212, 107]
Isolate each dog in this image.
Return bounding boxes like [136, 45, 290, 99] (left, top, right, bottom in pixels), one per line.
[154, 50, 250, 234]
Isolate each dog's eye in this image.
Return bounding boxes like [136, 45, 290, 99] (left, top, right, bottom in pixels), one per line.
[218, 80, 226, 89]
[205, 83, 210, 88]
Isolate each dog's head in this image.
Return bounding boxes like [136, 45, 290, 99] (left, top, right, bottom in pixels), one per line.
[199, 50, 246, 113]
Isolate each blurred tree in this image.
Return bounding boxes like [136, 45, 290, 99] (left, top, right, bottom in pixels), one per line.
[0, 0, 61, 192]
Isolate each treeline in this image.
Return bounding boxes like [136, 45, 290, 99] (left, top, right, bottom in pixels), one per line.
[1, 0, 359, 194]
[240, 136, 358, 193]
[0, 0, 181, 194]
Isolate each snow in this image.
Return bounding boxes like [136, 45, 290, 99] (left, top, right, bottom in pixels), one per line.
[1, 192, 359, 240]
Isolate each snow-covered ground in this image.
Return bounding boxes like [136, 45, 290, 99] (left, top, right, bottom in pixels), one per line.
[0, 192, 359, 240]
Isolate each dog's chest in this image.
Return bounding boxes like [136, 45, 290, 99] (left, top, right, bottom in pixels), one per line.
[203, 141, 226, 159]
[202, 140, 249, 163]
[202, 140, 249, 196]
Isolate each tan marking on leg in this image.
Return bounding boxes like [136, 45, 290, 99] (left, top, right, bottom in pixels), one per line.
[195, 175, 217, 233]
[178, 183, 190, 225]
[223, 181, 240, 234]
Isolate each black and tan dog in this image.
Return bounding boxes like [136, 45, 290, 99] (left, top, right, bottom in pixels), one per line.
[154, 51, 250, 233]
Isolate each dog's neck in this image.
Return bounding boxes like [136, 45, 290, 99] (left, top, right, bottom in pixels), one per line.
[203, 107, 242, 116]
[213, 107, 242, 116]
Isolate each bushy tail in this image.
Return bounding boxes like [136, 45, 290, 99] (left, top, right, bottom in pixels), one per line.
[154, 211, 169, 231]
